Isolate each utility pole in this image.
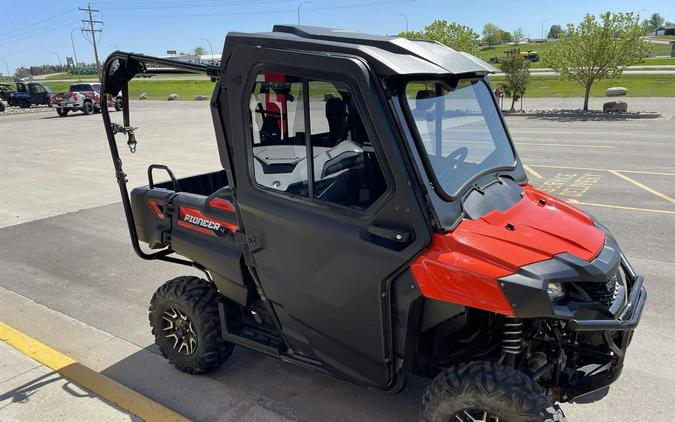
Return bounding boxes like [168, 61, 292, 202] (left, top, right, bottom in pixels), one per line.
[79, 4, 103, 79]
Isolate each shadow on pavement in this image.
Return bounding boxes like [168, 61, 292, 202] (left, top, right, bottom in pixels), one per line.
[100, 344, 426, 422]
[0, 371, 93, 410]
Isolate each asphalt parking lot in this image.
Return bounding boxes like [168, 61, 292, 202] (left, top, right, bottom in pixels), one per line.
[0, 99, 674, 421]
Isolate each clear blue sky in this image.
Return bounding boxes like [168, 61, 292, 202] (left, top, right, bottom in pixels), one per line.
[1, 0, 673, 74]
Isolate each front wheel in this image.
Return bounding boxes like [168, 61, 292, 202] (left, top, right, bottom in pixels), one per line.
[421, 361, 566, 422]
[149, 276, 234, 374]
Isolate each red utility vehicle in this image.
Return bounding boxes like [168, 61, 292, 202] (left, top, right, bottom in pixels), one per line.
[100, 27, 646, 421]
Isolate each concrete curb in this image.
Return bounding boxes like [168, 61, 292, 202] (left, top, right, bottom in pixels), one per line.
[503, 111, 662, 119]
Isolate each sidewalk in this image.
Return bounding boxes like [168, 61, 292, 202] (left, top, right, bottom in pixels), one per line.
[0, 341, 136, 421]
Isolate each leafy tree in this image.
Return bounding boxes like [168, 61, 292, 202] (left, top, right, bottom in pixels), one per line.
[547, 24, 564, 39]
[543, 12, 651, 111]
[499, 55, 530, 111]
[641, 13, 666, 34]
[482, 23, 502, 47]
[399, 20, 479, 55]
[193, 46, 207, 55]
[500, 30, 513, 43]
[512, 28, 525, 44]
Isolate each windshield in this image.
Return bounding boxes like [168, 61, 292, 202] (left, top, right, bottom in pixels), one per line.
[403, 78, 516, 199]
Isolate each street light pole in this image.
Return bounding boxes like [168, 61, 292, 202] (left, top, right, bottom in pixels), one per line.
[49, 52, 63, 69]
[297, 1, 311, 25]
[399, 13, 409, 33]
[200, 38, 214, 63]
[70, 28, 81, 81]
[541, 19, 547, 40]
[0, 58, 9, 77]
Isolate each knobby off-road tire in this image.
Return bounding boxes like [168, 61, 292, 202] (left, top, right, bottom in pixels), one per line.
[421, 361, 566, 422]
[149, 276, 234, 374]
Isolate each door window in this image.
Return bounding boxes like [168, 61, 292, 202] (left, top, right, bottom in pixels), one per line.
[249, 72, 308, 196]
[248, 73, 387, 210]
[307, 80, 387, 209]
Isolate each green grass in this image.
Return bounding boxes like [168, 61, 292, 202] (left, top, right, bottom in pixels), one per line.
[490, 74, 675, 97]
[641, 57, 675, 65]
[44, 74, 675, 100]
[651, 43, 673, 56]
[44, 72, 97, 80]
[480, 40, 674, 67]
[45, 79, 216, 100]
[478, 42, 556, 68]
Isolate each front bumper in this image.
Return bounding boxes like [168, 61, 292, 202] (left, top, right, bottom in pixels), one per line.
[568, 270, 646, 331]
[498, 235, 646, 401]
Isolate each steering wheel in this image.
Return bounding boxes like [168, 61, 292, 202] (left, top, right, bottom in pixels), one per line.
[434, 146, 469, 185]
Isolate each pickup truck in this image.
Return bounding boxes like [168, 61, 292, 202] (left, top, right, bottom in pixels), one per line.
[51, 82, 122, 117]
[7, 82, 53, 108]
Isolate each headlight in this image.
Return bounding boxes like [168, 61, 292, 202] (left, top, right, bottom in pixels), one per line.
[547, 281, 566, 301]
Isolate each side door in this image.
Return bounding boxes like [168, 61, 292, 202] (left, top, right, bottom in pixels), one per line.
[29, 83, 47, 104]
[224, 46, 431, 388]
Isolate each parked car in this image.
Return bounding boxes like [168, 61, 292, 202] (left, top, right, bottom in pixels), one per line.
[50, 82, 123, 117]
[8, 82, 53, 108]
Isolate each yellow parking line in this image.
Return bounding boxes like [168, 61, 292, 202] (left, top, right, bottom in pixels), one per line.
[529, 164, 675, 177]
[568, 199, 675, 215]
[609, 170, 675, 204]
[0, 321, 190, 422]
[523, 164, 543, 179]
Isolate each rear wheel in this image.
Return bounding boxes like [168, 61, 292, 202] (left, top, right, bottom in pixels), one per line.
[82, 101, 94, 115]
[421, 361, 565, 422]
[149, 276, 234, 374]
[18, 100, 30, 109]
[56, 108, 68, 117]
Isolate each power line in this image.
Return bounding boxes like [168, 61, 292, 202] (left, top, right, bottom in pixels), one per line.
[0, 9, 77, 41]
[80, 4, 103, 79]
[0, 20, 82, 46]
[105, 0, 413, 18]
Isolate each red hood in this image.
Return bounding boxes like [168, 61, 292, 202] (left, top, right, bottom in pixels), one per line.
[411, 184, 605, 315]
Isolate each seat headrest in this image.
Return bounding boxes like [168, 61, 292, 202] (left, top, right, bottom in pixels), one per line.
[326, 96, 346, 116]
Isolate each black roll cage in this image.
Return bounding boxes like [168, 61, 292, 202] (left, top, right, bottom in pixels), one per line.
[100, 51, 220, 275]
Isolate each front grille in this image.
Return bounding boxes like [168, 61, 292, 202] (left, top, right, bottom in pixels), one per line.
[578, 271, 621, 308]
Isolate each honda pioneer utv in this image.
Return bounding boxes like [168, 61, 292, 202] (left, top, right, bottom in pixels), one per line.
[100, 26, 646, 421]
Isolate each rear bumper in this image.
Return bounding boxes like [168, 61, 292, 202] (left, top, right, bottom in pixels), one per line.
[54, 103, 83, 110]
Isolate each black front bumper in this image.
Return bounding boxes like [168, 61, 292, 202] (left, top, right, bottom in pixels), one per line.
[498, 236, 647, 401]
[568, 274, 646, 331]
[560, 256, 646, 401]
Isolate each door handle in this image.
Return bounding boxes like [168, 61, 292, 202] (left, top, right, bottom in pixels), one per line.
[367, 224, 411, 243]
